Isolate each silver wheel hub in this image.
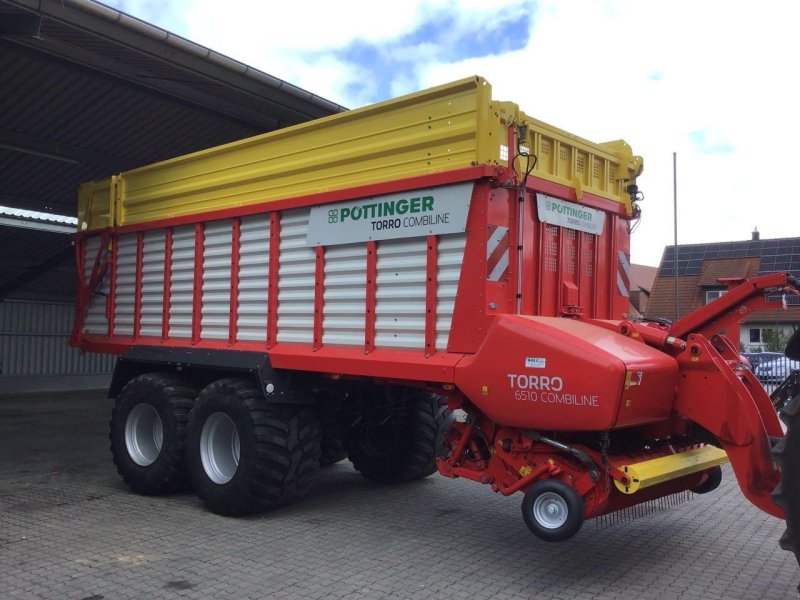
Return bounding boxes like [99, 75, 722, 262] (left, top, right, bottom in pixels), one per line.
[125, 403, 164, 467]
[533, 492, 569, 529]
[200, 412, 240, 484]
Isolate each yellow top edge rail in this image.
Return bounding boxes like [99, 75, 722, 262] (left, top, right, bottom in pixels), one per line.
[77, 76, 642, 230]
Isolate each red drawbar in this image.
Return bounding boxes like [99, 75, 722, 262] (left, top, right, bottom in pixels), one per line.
[191, 223, 204, 345]
[161, 228, 172, 342]
[229, 218, 241, 346]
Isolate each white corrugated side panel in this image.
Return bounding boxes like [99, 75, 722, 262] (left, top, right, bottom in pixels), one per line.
[277, 209, 315, 343]
[322, 243, 366, 346]
[0, 300, 115, 376]
[436, 233, 466, 351]
[169, 225, 195, 339]
[113, 233, 137, 336]
[140, 229, 166, 337]
[83, 235, 109, 334]
[237, 214, 269, 342]
[375, 237, 426, 349]
[201, 220, 232, 340]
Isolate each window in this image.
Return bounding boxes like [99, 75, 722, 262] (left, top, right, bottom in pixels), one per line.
[705, 289, 727, 303]
[750, 329, 761, 344]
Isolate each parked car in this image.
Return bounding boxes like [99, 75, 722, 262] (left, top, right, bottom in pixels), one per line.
[742, 352, 785, 372]
[755, 357, 800, 384]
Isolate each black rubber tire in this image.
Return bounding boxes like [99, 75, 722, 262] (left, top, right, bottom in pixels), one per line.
[347, 392, 451, 483]
[691, 465, 722, 494]
[187, 378, 321, 516]
[521, 479, 585, 542]
[772, 394, 800, 581]
[109, 372, 196, 495]
[320, 435, 347, 467]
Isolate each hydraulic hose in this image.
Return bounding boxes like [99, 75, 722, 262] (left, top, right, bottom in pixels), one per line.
[527, 431, 600, 481]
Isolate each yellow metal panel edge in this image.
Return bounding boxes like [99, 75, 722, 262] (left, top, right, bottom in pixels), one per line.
[77, 75, 642, 229]
[519, 110, 642, 210]
[614, 446, 729, 494]
[77, 178, 114, 230]
[125, 76, 487, 177]
[113, 77, 488, 227]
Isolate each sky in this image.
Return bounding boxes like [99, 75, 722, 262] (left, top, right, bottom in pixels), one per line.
[108, 0, 800, 267]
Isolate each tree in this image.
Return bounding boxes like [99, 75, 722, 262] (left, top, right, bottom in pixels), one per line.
[762, 328, 794, 352]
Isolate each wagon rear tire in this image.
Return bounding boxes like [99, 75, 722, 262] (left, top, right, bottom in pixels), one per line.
[109, 372, 196, 495]
[187, 378, 321, 516]
[521, 479, 584, 542]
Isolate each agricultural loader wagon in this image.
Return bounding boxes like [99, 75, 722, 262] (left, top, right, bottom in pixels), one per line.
[70, 77, 800, 565]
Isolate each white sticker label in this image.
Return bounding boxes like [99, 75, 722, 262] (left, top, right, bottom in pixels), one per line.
[536, 193, 605, 235]
[525, 357, 546, 369]
[306, 182, 472, 246]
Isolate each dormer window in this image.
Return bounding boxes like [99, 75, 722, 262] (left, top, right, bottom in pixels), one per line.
[705, 289, 726, 303]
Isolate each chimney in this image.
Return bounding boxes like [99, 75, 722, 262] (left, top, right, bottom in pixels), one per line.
[752, 227, 760, 241]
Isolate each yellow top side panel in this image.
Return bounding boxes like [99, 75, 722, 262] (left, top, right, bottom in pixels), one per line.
[77, 177, 116, 230]
[111, 77, 498, 227]
[78, 76, 642, 229]
[516, 112, 643, 212]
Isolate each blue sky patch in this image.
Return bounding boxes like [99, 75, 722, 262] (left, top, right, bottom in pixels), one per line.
[688, 129, 735, 154]
[316, 5, 532, 105]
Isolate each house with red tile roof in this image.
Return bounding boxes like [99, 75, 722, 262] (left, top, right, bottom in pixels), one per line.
[644, 231, 800, 351]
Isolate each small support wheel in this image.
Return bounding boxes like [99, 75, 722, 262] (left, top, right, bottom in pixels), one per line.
[691, 465, 722, 494]
[521, 479, 584, 542]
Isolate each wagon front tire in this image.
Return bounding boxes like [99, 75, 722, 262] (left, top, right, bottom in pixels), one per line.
[521, 479, 585, 542]
[187, 378, 321, 516]
[109, 372, 196, 495]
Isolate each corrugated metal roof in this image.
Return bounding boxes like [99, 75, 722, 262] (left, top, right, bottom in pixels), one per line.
[0, 0, 346, 299]
[0, 206, 77, 225]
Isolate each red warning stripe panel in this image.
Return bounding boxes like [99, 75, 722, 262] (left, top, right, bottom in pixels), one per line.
[486, 224, 510, 281]
[616, 249, 631, 298]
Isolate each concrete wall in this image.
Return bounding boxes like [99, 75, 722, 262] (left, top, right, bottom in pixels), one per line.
[0, 300, 114, 394]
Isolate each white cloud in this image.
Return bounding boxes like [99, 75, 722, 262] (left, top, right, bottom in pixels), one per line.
[420, 0, 800, 265]
[109, 0, 799, 266]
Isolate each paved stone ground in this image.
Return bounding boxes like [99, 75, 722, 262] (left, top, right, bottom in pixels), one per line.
[0, 391, 798, 600]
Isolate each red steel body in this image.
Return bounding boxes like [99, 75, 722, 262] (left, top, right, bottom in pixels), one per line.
[70, 158, 798, 523]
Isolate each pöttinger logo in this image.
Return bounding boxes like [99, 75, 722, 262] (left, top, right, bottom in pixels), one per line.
[328, 209, 339, 224]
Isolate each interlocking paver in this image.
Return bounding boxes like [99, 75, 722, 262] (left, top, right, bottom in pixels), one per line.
[0, 390, 798, 599]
